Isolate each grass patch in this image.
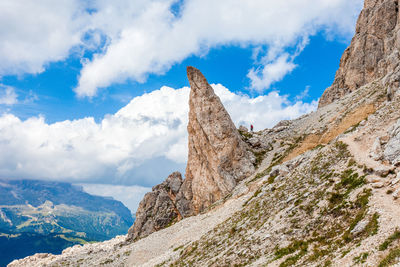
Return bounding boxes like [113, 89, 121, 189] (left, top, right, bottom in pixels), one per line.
[243, 188, 263, 206]
[379, 229, 400, 251]
[173, 245, 184, 252]
[312, 144, 325, 150]
[267, 175, 276, 184]
[364, 213, 379, 236]
[353, 252, 368, 264]
[342, 189, 372, 243]
[336, 169, 365, 195]
[279, 249, 307, 267]
[378, 246, 400, 267]
[344, 122, 361, 134]
[274, 240, 308, 260]
[253, 150, 267, 168]
[238, 130, 253, 141]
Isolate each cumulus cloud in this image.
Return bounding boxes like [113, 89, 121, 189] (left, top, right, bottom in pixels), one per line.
[0, 84, 316, 187]
[0, 85, 18, 105]
[75, 0, 363, 97]
[0, 0, 88, 76]
[247, 54, 297, 92]
[0, 0, 362, 94]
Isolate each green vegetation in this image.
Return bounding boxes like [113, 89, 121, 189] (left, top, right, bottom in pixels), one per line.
[280, 249, 308, 267]
[274, 240, 308, 260]
[378, 246, 400, 267]
[57, 234, 91, 244]
[100, 259, 114, 265]
[353, 252, 368, 264]
[267, 175, 275, 184]
[238, 130, 253, 141]
[341, 189, 372, 243]
[169, 141, 374, 266]
[251, 136, 303, 183]
[312, 144, 325, 150]
[253, 150, 267, 168]
[379, 229, 400, 251]
[173, 245, 184, 251]
[0, 233, 83, 267]
[344, 122, 361, 134]
[364, 213, 379, 236]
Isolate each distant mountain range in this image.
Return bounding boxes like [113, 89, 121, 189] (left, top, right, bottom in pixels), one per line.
[0, 179, 134, 266]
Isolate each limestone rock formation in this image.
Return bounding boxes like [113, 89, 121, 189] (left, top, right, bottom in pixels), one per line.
[126, 67, 255, 241]
[179, 66, 255, 214]
[126, 172, 184, 242]
[12, 1, 400, 266]
[319, 0, 400, 107]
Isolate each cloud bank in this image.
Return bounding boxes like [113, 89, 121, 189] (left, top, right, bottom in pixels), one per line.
[79, 183, 151, 213]
[0, 0, 363, 94]
[0, 84, 317, 187]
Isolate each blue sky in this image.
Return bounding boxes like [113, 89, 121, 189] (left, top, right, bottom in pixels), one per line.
[2, 34, 347, 123]
[0, 0, 363, 212]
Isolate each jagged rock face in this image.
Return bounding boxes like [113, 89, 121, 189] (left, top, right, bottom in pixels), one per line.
[126, 172, 184, 242]
[126, 67, 255, 242]
[181, 66, 255, 214]
[319, 0, 400, 107]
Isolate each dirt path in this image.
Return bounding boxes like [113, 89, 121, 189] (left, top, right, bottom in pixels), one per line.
[127, 183, 254, 266]
[336, 130, 400, 266]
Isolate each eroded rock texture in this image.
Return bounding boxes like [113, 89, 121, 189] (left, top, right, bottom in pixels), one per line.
[319, 0, 400, 107]
[181, 66, 255, 214]
[127, 67, 255, 241]
[126, 67, 255, 241]
[126, 172, 184, 242]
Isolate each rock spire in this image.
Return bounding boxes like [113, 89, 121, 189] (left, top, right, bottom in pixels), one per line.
[179, 66, 255, 214]
[126, 67, 255, 241]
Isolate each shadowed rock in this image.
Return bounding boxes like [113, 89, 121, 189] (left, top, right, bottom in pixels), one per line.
[126, 172, 183, 242]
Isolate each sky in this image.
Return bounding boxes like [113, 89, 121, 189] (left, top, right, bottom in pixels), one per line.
[0, 0, 364, 213]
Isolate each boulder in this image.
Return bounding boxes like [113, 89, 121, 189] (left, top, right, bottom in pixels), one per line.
[374, 166, 394, 177]
[366, 176, 384, 183]
[270, 165, 290, 178]
[372, 182, 385, 188]
[384, 119, 400, 165]
[369, 137, 383, 161]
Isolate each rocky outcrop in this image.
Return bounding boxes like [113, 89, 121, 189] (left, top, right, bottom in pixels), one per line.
[384, 118, 400, 165]
[126, 67, 255, 241]
[319, 0, 400, 107]
[126, 172, 185, 242]
[179, 67, 255, 214]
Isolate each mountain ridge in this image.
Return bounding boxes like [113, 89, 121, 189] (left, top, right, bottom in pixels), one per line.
[9, 0, 400, 266]
[0, 179, 133, 266]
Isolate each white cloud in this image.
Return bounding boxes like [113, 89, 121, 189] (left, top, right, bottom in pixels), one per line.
[0, 84, 316, 187]
[0, 0, 88, 76]
[0, 0, 363, 94]
[247, 54, 297, 92]
[0, 85, 18, 105]
[75, 0, 363, 97]
[78, 183, 151, 213]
